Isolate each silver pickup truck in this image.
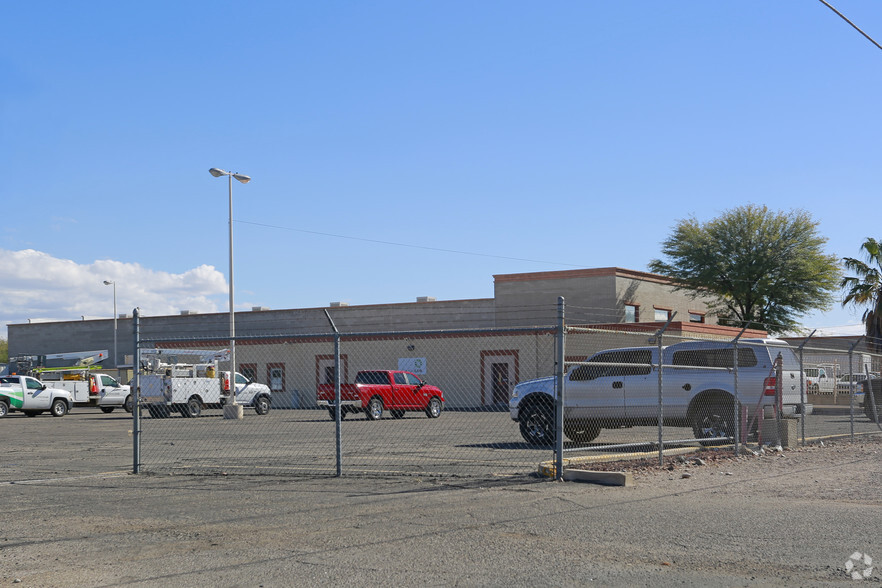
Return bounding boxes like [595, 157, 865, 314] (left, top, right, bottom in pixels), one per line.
[510, 338, 809, 445]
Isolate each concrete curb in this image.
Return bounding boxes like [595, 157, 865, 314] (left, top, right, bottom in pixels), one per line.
[563, 469, 634, 486]
[538, 446, 698, 481]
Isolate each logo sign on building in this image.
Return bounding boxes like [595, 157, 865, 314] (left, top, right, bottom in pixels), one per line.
[398, 357, 426, 374]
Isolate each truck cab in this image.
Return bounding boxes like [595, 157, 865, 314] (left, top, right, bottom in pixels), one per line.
[222, 371, 273, 415]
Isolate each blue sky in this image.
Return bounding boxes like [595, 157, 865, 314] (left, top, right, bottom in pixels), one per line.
[2, 1, 880, 338]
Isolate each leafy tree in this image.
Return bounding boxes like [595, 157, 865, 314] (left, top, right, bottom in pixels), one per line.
[649, 205, 841, 334]
[841, 237, 882, 352]
[0, 338, 7, 363]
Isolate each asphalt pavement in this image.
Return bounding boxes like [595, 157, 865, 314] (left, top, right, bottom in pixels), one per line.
[0, 409, 881, 586]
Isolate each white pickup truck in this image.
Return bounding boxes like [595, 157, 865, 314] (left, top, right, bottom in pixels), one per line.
[0, 375, 74, 417]
[804, 366, 836, 395]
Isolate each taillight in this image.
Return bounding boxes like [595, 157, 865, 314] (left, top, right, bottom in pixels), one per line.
[223, 373, 230, 392]
[763, 377, 777, 396]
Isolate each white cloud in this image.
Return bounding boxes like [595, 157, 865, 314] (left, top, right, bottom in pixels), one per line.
[0, 249, 228, 336]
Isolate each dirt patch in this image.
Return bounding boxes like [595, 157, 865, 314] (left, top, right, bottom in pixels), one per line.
[565, 436, 882, 483]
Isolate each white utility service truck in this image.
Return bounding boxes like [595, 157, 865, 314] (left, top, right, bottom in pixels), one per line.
[36, 368, 132, 413]
[139, 348, 272, 418]
[9, 350, 132, 413]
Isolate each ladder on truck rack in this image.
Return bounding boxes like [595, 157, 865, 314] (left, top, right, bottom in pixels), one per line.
[139, 348, 230, 363]
[139, 348, 231, 378]
[11, 350, 109, 376]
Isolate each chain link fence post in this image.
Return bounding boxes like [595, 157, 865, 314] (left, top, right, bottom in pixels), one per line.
[654, 313, 675, 466]
[732, 327, 748, 455]
[133, 307, 141, 474]
[796, 331, 815, 446]
[775, 353, 783, 448]
[324, 310, 343, 477]
[847, 337, 864, 440]
[555, 297, 565, 482]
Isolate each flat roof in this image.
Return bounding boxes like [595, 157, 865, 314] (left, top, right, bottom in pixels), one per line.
[493, 267, 675, 285]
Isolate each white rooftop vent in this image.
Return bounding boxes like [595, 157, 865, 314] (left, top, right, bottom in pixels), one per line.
[251, 306, 270, 312]
[416, 296, 436, 303]
[329, 302, 349, 308]
[118, 313, 132, 319]
[180, 310, 199, 315]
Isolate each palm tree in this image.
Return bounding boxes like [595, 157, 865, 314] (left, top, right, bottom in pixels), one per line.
[841, 237, 882, 352]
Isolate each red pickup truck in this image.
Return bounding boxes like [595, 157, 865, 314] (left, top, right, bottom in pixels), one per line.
[316, 370, 444, 420]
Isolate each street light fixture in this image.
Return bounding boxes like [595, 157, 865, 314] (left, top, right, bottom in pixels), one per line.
[209, 167, 251, 420]
[103, 280, 117, 370]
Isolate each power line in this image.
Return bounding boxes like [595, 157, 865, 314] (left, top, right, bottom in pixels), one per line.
[236, 219, 588, 268]
[817, 0, 882, 52]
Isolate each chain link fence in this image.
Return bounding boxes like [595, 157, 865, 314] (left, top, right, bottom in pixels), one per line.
[552, 322, 882, 476]
[134, 315, 559, 478]
[131, 302, 882, 480]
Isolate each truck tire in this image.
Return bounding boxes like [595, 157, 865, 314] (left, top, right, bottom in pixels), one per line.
[328, 407, 348, 421]
[691, 397, 735, 445]
[365, 397, 384, 420]
[124, 395, 133, 413]
[180, 397, 202, 418]
[0, 401, 8, 417]
[425, 397, 442, 419]
[518, 397, 554, 446]
[100, 407, 115, 414]
[51, 399, 69, 417]
[253, 395, 270, 415]
[147, 404, 170, 419]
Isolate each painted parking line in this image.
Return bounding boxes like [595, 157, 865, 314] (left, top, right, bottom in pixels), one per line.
[0, 471, 130, 486]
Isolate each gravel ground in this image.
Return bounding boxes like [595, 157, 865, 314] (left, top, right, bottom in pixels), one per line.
[1, 437, 880, 587]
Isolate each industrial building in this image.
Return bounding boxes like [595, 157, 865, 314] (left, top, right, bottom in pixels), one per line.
[9, 267, 743, 409]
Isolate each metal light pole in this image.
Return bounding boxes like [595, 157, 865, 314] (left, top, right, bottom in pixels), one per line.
[103, 280, 117, 369]
[209, 167, 251, 420]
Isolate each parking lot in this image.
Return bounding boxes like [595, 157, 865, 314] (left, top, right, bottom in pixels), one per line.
[1, 405, 880, 482]
[1, 406, 881, 586]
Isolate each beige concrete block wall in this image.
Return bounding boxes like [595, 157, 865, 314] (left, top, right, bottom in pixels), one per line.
[235, 332, 557, 410]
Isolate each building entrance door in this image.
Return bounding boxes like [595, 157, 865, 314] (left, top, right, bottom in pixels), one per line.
[491, 363, 510, 405]
[481, 351, 517, 407]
